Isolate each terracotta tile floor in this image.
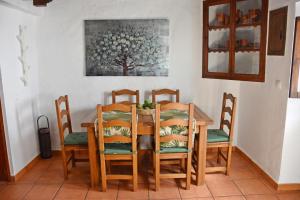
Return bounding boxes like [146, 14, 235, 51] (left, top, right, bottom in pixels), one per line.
[0, 151, 300, 200]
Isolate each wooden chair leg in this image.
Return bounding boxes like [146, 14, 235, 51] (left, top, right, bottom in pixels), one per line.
[100, 154, 107, 192]
[71, 150, 76, 167]
[186, 153, 192, 190]
[61, 150, 68, 179]
[132, 153, 138, 191]
[217, 147, 221, 164]
[181, 158, 186, 171]
[152, 151, 156, 174]
[106, 161, 111, 174]
[155, 153, 160, 191]
[226, 146, 232, 175]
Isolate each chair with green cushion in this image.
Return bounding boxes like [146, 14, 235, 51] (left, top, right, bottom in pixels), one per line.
[55, 95, 88, 179]
[194, 93, 237, 175]
[97, 103, 138, 192]
[153, 102, 194, 191]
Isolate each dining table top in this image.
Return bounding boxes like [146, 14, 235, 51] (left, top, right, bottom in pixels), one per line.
[81, 104, 214, 134]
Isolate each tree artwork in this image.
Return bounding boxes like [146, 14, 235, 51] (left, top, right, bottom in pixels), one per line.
[85, 19, 169, 76]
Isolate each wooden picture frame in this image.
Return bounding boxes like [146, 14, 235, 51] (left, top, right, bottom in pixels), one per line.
[202, 0, 269, 82]
[268, 6, 288, 56]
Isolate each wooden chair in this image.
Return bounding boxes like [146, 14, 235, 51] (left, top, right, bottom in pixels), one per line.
[97, 103, 138, 191]
[55, 95, 88, 179]
[152, 89, 180, 105]
[153, 103, 194, 191]
[112, 89, 139, 105]
[193, 93, 237, 175]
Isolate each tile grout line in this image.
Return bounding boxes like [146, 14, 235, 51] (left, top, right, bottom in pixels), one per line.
[21, 158, 55, 200]
[116, 180, 120, 200]
[177, 181, 182, 200]
[205, 181, 216, 200]
[147, 180, 150, 200]
[51, 181, 64, 200]
[20, 183, 35, 200]
[50, 182, 64, 200]
[231, 178, 248, 199]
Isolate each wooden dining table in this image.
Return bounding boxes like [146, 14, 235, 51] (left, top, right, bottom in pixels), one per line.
[81, 105, 213, 189]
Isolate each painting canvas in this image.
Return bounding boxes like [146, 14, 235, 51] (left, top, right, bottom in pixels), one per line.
[85, 19, 169, 76]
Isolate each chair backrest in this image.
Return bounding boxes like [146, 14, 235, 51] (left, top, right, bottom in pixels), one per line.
[112, 89, 140, 105]
[97, 104, 137, 153]
[220, 93, 237, 142]
[152, 89, 180, 105]
[155, 103, 194, 152]
[55, 95, 72, 146]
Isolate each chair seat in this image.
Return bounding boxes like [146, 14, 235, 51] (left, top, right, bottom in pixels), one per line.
[207, 129, 229, 143]
[104, 143, 132, 155]
[159, 147, 189, 153]
[64, 132, 88, 145]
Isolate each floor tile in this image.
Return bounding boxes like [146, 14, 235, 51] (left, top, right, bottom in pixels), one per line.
[149, 181, 181, 199]
[205, 173, 232, 183]
[54, 183, 88, 200]
[36, 169, 64, 184]
[47, 159, 64, 171]
[3, 149, 300, 200]
[229, 166, 260, 180]
[182, 198, 214, 200]
[118, 182, 149, 200]
[245, 194, 278, 200]
[0, 184, 33, 200]
[16, 170, 43, 184]
[277, 192, 300, 200]
[85, 181, 119, 200]
[234, 179, 273, 195]
[24, 184, 61, 200]
[0, 182, 7, 192]
[214, 196, 246, 200]
[179, 184, 212, 198]
[206, 179, 242, 197]
[231, 155, 250, 169]
[64, 167, 90, 185]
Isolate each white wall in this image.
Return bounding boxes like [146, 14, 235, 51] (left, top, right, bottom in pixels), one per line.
[0, 0, 43, 15]
[37, 0, 240, 150]
[237, 0, 295, 182]
[280, 99, 300, 183]
[278, 1, 300, 184]
[0, 4, 40, 175]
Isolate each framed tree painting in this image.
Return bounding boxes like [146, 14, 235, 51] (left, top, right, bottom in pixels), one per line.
[85, 19, 169, 76]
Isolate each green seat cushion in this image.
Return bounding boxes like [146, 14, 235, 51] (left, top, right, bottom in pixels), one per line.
[104, 143, 132, 155]
[207, 129, 229, 143]
[64, 132, 87, 145]
[159, 147, 189, 153]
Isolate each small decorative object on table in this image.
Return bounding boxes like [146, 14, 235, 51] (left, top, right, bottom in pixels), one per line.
[137, 100, 155, 115]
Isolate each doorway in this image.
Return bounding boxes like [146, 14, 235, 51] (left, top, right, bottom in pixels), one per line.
[290, 17, 300, 97]
[0, 99, 10, 181]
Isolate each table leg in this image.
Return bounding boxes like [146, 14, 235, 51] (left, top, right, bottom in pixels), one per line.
[196, 125, 207, 185]
[87, 127, 99, 189]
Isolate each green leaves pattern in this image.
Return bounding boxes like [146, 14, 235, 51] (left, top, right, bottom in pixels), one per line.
[160, 125, 188, 148]
[160, 110, 190, 148]
[103, 111, 132, 138]
[104, 126, 131, 137]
